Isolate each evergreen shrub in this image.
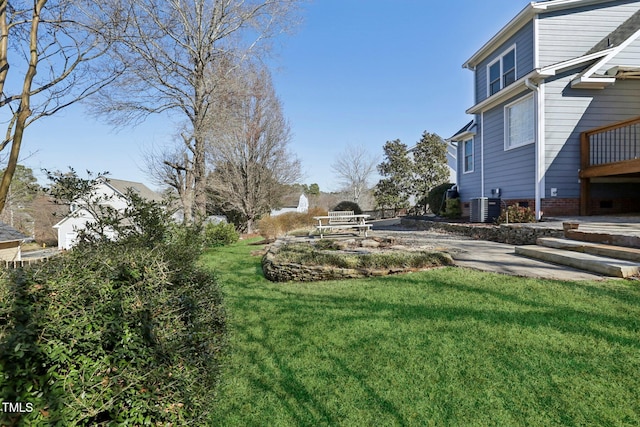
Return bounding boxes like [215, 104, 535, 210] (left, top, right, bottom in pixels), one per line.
[204, 221, 239, 247]
[443, 198, 462, 219]
[425, 183, 454, 215]
[332, 201, 362, 215]
[0, 186, 226, 425]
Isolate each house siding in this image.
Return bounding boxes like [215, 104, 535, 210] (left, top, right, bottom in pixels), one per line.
[456, 117, 481, 202]
[482, 93, 536, 199]
[53, 180, 159, 249]
[475, 21, 534, 104]
[459, 0, 640, 216]
[538, 0, 640, 67]
[544, 75, 640, 199]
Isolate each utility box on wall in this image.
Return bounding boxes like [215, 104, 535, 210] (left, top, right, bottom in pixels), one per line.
[470, 198, 501, 223]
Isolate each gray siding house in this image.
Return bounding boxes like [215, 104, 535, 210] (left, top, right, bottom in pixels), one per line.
[450, 0, 640, 218]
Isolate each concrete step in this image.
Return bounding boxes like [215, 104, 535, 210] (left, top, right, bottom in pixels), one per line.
[515, 245, 640, 278]
[537, 237, 640, 263]
[565, 229, 640, 249]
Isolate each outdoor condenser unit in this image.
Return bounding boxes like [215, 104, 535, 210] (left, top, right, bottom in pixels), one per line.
[470, 197, 501, 223]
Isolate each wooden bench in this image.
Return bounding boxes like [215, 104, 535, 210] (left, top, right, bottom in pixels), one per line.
[314, 211, 372, 239]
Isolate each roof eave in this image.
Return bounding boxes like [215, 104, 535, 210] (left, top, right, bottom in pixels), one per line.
[571, 76, 616, 88]
[539, 48, 614, 75]
[466, 70, 540, 114]
[448, 129, 476, 142]
[463, 4, 534, 70]
[463, 0, 613, 70]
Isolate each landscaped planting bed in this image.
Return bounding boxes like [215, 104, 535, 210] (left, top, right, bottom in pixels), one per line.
[262, 237, 454, 282]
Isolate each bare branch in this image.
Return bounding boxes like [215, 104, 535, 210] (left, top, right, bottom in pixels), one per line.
[331, 144, 378, 203]
[96, 0, 303, 222]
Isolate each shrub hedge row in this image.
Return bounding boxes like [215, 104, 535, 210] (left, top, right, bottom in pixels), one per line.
[0, 188, 227, 427]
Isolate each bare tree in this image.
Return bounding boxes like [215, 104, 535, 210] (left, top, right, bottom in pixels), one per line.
[331, 144, 377, 204]
[92, 0, 301, 223]
[0, 0, 124, 214]
[206, 66, 300, 233]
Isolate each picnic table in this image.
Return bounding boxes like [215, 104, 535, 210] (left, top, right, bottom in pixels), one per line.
[313, 211, 372, 239]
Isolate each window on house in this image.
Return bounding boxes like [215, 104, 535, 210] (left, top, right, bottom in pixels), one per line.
[489, 62, 501, 96]
[505, 94, 535, 150]
[463, 139, 474, 173]
[488, 47, 516, 96]
[502, 50, 515, 87]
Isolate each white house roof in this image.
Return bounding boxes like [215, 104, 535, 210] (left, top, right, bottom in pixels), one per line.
[52, 178, 163, 229]
[101, 178, 163, 202]
[463, 0, 626, 69]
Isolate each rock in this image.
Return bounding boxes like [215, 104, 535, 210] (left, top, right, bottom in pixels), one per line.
[361, 240, 381, 249]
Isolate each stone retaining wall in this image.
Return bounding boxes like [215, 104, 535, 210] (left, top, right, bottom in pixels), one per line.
[400, 218, 563, 245]
[262, 238, 453, 283]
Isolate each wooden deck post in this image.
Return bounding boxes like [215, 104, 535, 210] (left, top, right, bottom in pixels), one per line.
[579, 131, 590, 216]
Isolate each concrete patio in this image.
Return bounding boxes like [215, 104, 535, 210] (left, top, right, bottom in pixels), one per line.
[369, 215, 640, 281]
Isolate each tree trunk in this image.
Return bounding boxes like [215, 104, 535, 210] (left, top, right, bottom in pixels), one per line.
[0, 0, 45, 213]
[193, 134, 207, 222]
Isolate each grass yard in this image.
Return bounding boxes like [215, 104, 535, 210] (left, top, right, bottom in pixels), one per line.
[205, 239, 640, 426]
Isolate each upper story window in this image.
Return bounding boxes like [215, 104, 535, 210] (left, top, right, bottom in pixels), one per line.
[488, 47, 516, 96]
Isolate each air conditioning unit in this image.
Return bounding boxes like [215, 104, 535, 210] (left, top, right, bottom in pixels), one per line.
[470, 197, 501, 223]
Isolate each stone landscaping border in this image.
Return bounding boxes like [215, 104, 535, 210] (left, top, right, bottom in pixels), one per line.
[262, 238, 454, 283]
[400, 218, 564, 245]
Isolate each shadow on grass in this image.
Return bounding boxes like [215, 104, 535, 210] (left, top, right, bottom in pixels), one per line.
[208, 242, 640, 424]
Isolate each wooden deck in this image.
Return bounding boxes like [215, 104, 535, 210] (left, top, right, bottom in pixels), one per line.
[580, 116, 640, 215]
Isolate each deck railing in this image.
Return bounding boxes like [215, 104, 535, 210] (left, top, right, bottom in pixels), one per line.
[581, 116, 640, 169]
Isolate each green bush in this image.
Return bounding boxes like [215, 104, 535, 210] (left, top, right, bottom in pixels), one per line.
[0, 174, 226, 425]
[332, 201, 363, 215]
[425, 183, 454, 215]
[0, 235, 225, 426]
[204, 221, 239, 247]
[496, 204, 537, 224]
[443, 198, 462, 219]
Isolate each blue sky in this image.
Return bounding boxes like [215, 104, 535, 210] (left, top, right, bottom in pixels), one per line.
[20, 1, 531, 192]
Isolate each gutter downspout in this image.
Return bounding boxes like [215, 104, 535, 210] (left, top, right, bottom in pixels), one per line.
[525, 77, 543, 220]
[480, 112, 485, 198]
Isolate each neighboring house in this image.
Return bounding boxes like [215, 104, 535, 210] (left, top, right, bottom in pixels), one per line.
[270, 194, 309, 216]
[53, 178, 162, 250]
[0, 221, 28, 262]
[446, 140, 457, 184]
[449, 0, 640, 219]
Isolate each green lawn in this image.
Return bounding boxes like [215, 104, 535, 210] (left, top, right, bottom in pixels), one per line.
[205, 239, 640, 426]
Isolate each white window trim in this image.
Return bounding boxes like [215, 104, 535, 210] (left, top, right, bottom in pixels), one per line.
[462, 138, 474, 174]
[486, 44, 517, 97]
[504, 93, 535, 151]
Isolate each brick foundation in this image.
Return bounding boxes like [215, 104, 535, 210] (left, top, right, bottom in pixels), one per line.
[541, 198, 580, 216]
[462, 198, 581, 217]
[461, 196, 637, 217]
